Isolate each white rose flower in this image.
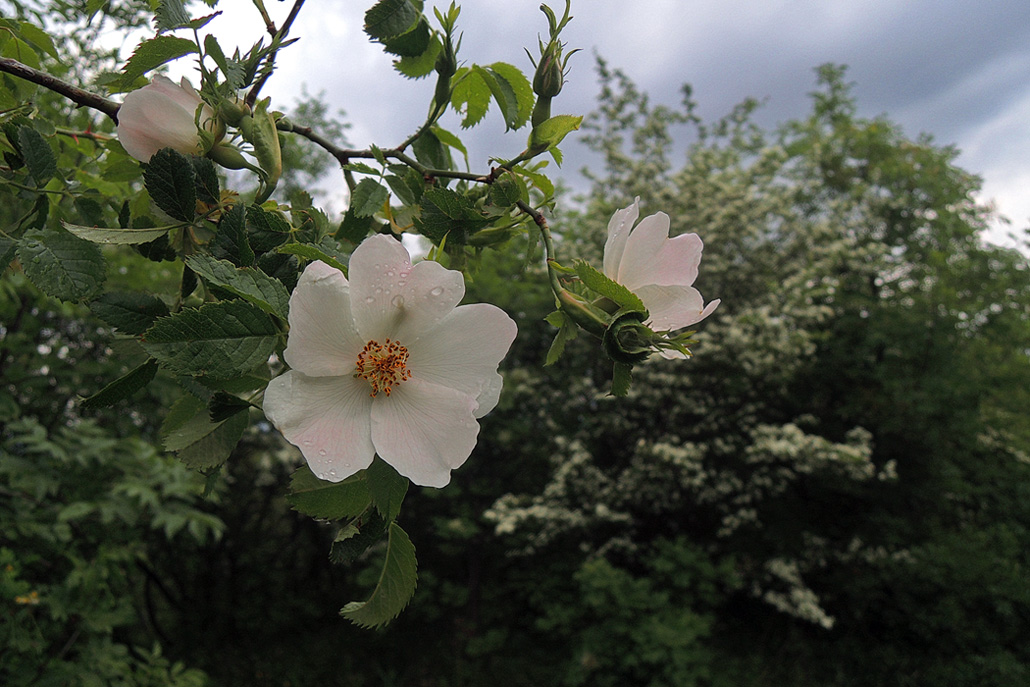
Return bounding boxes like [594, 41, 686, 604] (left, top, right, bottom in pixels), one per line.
[116, 76, 219, 162]
[263, 234, 518, 488]
[603, 198, 720, 355]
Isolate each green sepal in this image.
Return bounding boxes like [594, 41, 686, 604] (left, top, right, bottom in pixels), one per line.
[340, 521, 418, 629]
[602, 310, 653, 365]
[573, 259, 647, 313]
[611, 361, 633, 397]
[80, 359, 159, 409]
[287, 465, 372, 520]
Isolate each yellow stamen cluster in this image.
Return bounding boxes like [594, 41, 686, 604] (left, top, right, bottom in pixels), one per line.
[354, 338, 412, 397]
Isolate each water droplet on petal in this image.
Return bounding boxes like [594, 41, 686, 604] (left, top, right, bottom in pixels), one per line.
[318, 448, 327, 456]
[302, 439, 313, 446]
[328, 469, 337, 478]
[397, 280, 407, 287]
[365, 296, 375, 304]
[374, 287, 382, 294]
[430, 286, 444, 297]
[387, 270, 395, 276]
[391, 295, 405, 308]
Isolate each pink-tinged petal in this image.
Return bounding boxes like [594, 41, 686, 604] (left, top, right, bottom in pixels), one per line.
[407, 303, 516, 417]
[370, 378, 479, 488]
[603, 198, 640, 278]
[116, 78, 207, 162]
[263, 370, 376, 482]
[635, 284, 720, 331]
[650, 232, 704, 288]
[616, 212, 671, 289]
[348, 235, 465, 343]
[283, 261, 364, 377]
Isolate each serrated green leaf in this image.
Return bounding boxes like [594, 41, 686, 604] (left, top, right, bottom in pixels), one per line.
[208, 391, 250, 422]
[288, 466, 372, 520]
[276, 242, 348, 274]
[163, 395, 248, 469]
[393, 34, 441, 79]
[340, 522, 418, 629]
[573, 259, 647, 313]
[143, 148, 197, 222]
[246, 204, 292, 252]
[17, 22, 60, 60]
[412, 128, 451, 171]
[185, 254, 290, 320]
[364, 0, 420, 40]
[211, 202, 254, 266]
[489, 62, 533, 129]
[17, 126, 56, 186]
[155, 0, 191, 31]
[416, 187, 491, 245]
[91, 292, 170, 335]
[80, 359, 159, 409]
[330, 509, 388, 565]
[63, 222, 175, 245]
[366, 457, 408, 522]
[119, 36, 198, 85]
[343, 161, 380, 176]
[381, 16, 430, 56]
[544, 310, 577, 366]
[17, 229, 105, 301]
[142, 301, 278, 377]
[351, 178, 389, 218]
[0, 237, 17, 269]
[529, 114, 583, 152]
[204, 34, 246, 89]
[451, 67, 491, 128]
[192, 156, 219, 204]
[488, 170, 528, 208]
[473, 65, 519, 131]
[430, 125, 468, 167]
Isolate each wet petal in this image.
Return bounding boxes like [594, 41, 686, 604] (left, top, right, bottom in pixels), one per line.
[649, 232, 704, 288]
[603, 198, 640, 278]
[370, 378, 479, 488]
[407, 303, 517, 417]
[348, 235, 465, 343]
[264, 370, 376, 482]
[283, 261, 364, 377]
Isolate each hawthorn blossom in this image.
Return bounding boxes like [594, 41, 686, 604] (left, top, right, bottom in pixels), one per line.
[603, 198, 720, 345]
[116, 76, 220, 162]
[263, 235, 517, 488]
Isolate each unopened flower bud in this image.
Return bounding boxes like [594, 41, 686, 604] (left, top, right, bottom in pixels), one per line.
[533, 42, 565, 99]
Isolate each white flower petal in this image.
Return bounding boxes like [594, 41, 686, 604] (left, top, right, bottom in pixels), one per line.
[348, 235, 465, 342]
[407, 303, 517, 417]
[616, 212, 671, 289]
[370, 378, 479, 488]
[635, 284, 719, 331]
[264, 370, 376, 482]
[116, 77, 206, 162]
[650, 232, 704, 288]
[283, 261, 364, 377]
[603, 198, 640, 278]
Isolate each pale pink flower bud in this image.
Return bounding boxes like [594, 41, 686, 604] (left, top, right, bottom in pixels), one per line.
[116, 76, 220, 162]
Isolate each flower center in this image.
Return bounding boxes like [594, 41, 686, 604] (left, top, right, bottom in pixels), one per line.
[354, 338, 412, 397]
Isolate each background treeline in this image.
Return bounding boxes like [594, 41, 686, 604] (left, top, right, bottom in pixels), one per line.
[3, 4, 1029, 684]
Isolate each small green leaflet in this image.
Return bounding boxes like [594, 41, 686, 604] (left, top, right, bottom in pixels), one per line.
[351, 178, 389, 218]
[142, 300, 278, 378]
[276, 242, 348, 274]
[63, 222, 175, 245]
[185, 254, 290, 320]
[340, 522, 418, 629]
[17, 126, 56, 186]
[17, 229, 105, 302]
[287, 466, 372, 520]
[611, 362, 633, 397]
[364, 0, 420, 41]
[143, 148, 197, 222]
[529, 114, 583, 153]
[573, 259, 647, 313]
[80, 359, 159, 409]
[161, 393, 247, 469]
[393, 34, 441, 79]
[155, 0, 191, 31]
[331, 509, 388, 565]
[366, 457, 409, 522]
[118, 36, 198, 86]
[90, 291, 170, 336]
[544, 309, 578, 366]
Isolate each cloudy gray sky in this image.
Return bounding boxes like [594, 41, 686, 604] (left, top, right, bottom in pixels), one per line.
[172, 0, 1030, 247]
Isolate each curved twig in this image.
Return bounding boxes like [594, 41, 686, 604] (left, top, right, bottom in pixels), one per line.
[0, 57, 120, 122]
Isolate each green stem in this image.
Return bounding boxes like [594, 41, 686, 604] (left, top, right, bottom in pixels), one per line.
[516, 199, 564, 302]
